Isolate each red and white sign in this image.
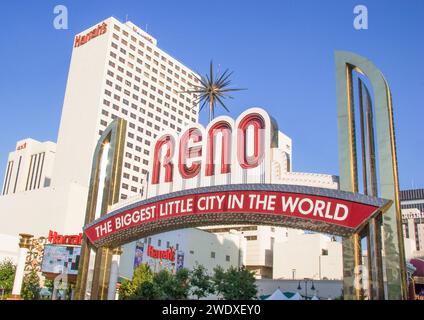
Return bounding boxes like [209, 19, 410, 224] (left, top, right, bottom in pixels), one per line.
[147, 245, 175, 261]
[84, 189, 380, 244]
[150, 109, 274, 186]
[74, 22, 107, 48]
[48, 230, 82, 246]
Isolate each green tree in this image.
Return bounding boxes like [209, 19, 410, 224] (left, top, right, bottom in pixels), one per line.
[153, 269, 175, 300]
[118, 278, 137, 300]
[212, 265, 226, 299]
[132, 263, 153, 287]
[119, 264, 154, 300]
[221, 266, 257, 300]
[190, 264, 213, 299]
[21, 270, 41, 300]
[136, 281, 160, 300]
[174, 268, 190, 299]
[0, 259, 16, 298]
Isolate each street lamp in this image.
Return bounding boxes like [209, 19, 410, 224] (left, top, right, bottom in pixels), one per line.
[297, 278, 316, 300]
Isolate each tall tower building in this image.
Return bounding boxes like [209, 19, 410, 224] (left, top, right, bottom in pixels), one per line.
[53, 17, 199, 200]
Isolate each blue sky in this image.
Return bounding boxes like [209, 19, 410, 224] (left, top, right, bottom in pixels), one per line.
[0, 0, 423, 189]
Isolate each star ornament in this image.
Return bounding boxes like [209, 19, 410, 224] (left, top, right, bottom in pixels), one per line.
[179, 61, 246, 122]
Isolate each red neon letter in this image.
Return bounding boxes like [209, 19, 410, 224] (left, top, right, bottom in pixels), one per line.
[152, 135, 174, 184]
[205, 121, 232, 176]
[237, 114, 265, 169]
[179, 128, 202, 179]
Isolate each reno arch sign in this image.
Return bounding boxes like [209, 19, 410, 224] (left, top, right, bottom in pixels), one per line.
[83, 108, 390, 248]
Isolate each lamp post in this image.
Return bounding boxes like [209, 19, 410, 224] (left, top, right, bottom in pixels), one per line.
[297, 278, 316, 300]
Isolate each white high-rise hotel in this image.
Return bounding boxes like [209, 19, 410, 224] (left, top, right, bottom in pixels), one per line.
[0, 17, 199, 260]
[54, 17, 199, 199]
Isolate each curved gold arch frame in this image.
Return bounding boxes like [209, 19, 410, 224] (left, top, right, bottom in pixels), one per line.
[335, 51, 407, 300]
[74, 118, 127, 300]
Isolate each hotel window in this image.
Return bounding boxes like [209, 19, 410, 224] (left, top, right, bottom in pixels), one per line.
[123, 173, 130, 179]
[133, 166, 140, 172]
[113, 104, 119, 111]
[103, 100, 110, 106]
[226, 255, 230, 262]
[108, 61, 115, 68]
[135, 146, 142, 152]
[142, 159, 148, 165]
[245, 236, 257, 241]
[106, 80, 113, 87]
[137, 136, 142, 143]
[111, 42, 118, 49]
[158, 239, 161, 246]
[134, 156, 141, 162]
[176, 243, 179, 250]
[118, 66, 124, 72]
[114, 25, 120, 31]
[128, 132, 134, 139]
[131, 186, 137, 192]
[100, 120, 107, 127]
[122, 109, 128, 115]
[107, 70, 114, 77]
[129, 122, 135, 129]
[121, 194, 127, 200]
[122, 183, 129, 190]
[166, 241, 170, 248]
[211, 252, 216, 259]
[143, 149, 149, 156]
[126, 142, 133, 148]
[190, 250, 194, 254]
[110, 51, 117, 58]
[125, 152, 132, 158]
[104, 90, 111, 96]
[101, 109, 109, 116]
[120, 48, 126, 54]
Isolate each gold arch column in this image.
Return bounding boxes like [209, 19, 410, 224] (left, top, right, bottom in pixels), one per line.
[75, 118, 127, 300]
[335, 51, 407, 300]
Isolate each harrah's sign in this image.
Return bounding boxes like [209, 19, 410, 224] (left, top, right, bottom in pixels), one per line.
[147, 245, 175, 261]
[48, 230, 82, 246]
[74, 22, 107, 48]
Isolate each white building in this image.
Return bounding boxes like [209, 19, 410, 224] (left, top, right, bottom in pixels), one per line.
[402, 208, 424, 259]
[2, 138, 56, 196]
[0, 17, 199, 262]
[272, 229, 342, 280]
[119, 228, 246, 280]
[53, 17, 199, 199]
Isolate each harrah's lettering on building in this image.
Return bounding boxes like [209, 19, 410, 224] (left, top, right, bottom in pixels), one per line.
[74, 22, 107, 48]
[48, 230, 83, 246]
[147, 245, 175, 261]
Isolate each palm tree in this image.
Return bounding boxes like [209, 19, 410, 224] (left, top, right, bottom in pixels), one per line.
[180, 61, 245, 122]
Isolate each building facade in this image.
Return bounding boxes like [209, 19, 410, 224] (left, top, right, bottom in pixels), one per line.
[272, 229, 342, 280]
[2, 138, 56, 196]
[119, 228, 246, 281]
[400, 189, 424, 253]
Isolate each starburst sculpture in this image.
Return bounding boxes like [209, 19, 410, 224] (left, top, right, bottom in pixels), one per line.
[180, 61, 245, 122]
